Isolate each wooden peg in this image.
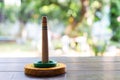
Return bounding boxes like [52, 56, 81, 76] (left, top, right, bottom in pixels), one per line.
[42, 16, 49, 63]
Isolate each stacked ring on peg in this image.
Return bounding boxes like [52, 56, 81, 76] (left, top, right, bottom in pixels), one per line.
[24, 16, 66, 77]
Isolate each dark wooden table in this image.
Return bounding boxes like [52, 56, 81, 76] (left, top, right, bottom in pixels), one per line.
[0, 57, 120, 80]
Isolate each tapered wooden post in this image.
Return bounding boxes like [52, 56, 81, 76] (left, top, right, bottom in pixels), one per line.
[24, 16, 66, 77]
[42, 16, 49, 63]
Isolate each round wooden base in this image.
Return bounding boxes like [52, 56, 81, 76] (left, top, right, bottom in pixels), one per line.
[24, 63, 66, 77]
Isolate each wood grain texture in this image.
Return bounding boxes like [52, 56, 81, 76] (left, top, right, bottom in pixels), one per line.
[0, 57, 120, 80]
[42, 16, 49, 63]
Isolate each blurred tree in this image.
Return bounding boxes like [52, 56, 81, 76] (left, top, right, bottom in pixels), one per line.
[0, 0, 4, 22]
[65, 0, 89, 37]
[16, 0, 84, 42]
[110, 0, 120, 42]
[20, 0, 89, 37]
[16, 0, 33, 43]
[2, 0, 112, 56]
[4, 6, 19, 22]
[4, 0, 99, 37]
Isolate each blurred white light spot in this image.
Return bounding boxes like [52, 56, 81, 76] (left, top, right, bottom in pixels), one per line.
[117, 16, 120, 22]
[4, 0, 21, 6]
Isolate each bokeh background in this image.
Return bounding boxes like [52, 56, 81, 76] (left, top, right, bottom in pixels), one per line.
[0, 0, 120, 57]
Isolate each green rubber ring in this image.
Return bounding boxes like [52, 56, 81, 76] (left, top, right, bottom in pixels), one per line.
[34, 60, 57, 68]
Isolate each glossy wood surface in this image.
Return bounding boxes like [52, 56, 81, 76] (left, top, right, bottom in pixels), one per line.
[0, 57, 120, 80]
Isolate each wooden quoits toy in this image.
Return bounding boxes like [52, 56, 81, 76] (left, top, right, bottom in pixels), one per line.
[24, 16, 66, 77]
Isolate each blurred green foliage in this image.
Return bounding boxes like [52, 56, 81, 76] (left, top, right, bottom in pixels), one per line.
[0, 0, 119, 56]
[1, 0, 119, 42]
[19, 0, 81, 24]
[4, 6, 19, 22]
[110, 0, 120, 42]
[0, 0, 4, 22]
[92, 41, 107, 56]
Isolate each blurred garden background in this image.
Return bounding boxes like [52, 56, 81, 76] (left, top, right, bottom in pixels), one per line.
[0, 0, 120, 57]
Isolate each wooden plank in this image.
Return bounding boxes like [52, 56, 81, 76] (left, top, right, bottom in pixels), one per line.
[0, 58, 38, 63]
[0, 57, 120, 63]
[13, 72, 66, 80]
[1, 57, 120, 80]
[66, 71, 120, 80]
[5, 71, 120, 80]
[1, 62, 120, 71]
[0, 72, 14, 80]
